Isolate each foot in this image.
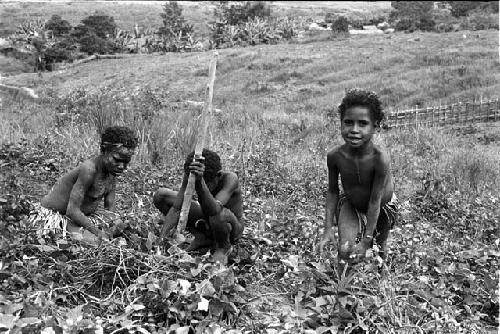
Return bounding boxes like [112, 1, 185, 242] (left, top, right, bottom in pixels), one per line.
[186, 233, 213, 252]
[212, 246, 232, 265]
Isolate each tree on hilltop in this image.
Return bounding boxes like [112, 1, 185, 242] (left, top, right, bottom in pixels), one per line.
[71, 13, 119, 54]
[390, 1, 435, 32]
[44, 15, 72, 37]
[215, 1, 271, 25]
[158, 1, 194, 51]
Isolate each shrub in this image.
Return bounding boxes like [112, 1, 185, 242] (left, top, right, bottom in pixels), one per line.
[77, 31, 119, 55]
[461, 10, 499, 30]
[214, 1, 271, 26]
[330, 16, 349, 33]
[390, 1, 435, 31]
[71, 14, 119, 54]
[158, 1, 195, 52]
[448, 1, 498, 17]
[44, 15, 72, 37]
[80, 14, 117, 38]
[209, 16, 306, 49]
[419, 16, 436, 31]
[44, 39, 78, 68]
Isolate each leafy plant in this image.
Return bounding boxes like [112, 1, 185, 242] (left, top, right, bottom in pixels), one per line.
[390, 1, 436, 32]
[158, 1, 195, 52]
[44, 14, 72, 37]
[330, 16, 349, 34]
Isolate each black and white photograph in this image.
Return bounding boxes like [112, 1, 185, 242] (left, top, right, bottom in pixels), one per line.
[0, 1, 499, 333]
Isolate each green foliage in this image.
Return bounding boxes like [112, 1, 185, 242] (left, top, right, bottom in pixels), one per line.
[210, 16, 306, 49]
[43, 38, 78, 68]
[330, 16, 349, 33]
[390, 1, 436, 32]
[71, 14, 119, 54]
[215, 1, 271, 26]
[44, 14, 72, 37]
[158, 1, 195, 52]
[448, 1, 498, 17]
[461, 10, 499, 30]
[81, 14, 117, 39]
[210, 1, 280, 48]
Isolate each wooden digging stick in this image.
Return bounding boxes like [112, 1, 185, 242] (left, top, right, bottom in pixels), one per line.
[176, 51, 218, 235]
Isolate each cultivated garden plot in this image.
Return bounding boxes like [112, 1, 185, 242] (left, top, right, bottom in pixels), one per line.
[0, 1, 499, 334]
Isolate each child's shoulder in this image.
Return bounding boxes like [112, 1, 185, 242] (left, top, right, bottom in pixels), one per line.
[220, 170, 239, 183]
[372, 144, 391, 163]
[74, 158, 100, 177]
[327, 144, 349, 160]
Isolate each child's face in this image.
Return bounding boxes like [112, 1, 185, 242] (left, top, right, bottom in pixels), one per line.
[341, 106, 377, 149]
[103, 147, 133, 176]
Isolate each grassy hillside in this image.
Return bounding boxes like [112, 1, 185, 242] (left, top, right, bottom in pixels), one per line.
[1, 25, 499, 334]
[0, 1, 213, 38]
[0, 1, 391, 38]
[5, 30, 499, 110]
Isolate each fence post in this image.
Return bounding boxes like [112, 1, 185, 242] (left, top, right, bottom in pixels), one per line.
[494, 99, 500, 122]
[415, 105, 418, 129]
[452, 104, 456, 125]
[459, 102, 464, 125]
[465, 101, 470, 123]
[443, 104, 447, 125]
[486, 99, 490, 122]
[430, 106, 434, 127]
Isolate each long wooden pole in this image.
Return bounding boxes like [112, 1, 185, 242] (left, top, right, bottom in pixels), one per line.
[176, 51, 218, 234]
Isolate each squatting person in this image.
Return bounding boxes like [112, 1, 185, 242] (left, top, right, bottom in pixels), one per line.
[153, 149, 244, 265]
[29, 126, 137, 243]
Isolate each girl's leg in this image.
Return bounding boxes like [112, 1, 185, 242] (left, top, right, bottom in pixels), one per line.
[337, 200, 362, 277]
[374, 212, 391, 260]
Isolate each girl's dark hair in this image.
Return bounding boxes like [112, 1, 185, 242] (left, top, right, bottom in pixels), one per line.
[184, 148, 221, 181]
[338, 88, 384, 125]
[100, 126, 138, 153]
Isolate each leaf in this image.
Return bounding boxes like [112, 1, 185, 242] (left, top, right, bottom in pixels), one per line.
[197, 297, 209, 311]
[16, 317, 42, 327]
[41, 328, 56, 334]
[34, 245, 58, 253]
[0, 314, 17, 329]
[146, 232, 157, 251]
[175, 326, 191, 334]
[197, 279, 216, 297]
[316, 327, 338, 334]
[65, 305, 84, 326]
[0, 303, 23, 315]
[209, 298, 224, 317]
[177, 279, 191, 295]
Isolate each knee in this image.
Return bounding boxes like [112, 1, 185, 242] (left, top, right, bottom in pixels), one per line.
[338, 241, 354, 262]
[152, 188, 173, 211]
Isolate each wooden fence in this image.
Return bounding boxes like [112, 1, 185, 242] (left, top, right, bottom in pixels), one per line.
[384, 98, 500, 129]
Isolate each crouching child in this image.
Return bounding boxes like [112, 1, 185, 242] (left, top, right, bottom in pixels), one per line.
[319, 89, 398, 275]
[29, 126, 138, 243]
[153, 149, 244, 265]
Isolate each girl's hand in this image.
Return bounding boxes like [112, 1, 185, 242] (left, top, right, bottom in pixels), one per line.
[189, 156, 205, 180]
[96, 229, 111, 242]
[350, 241, 369, 261]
